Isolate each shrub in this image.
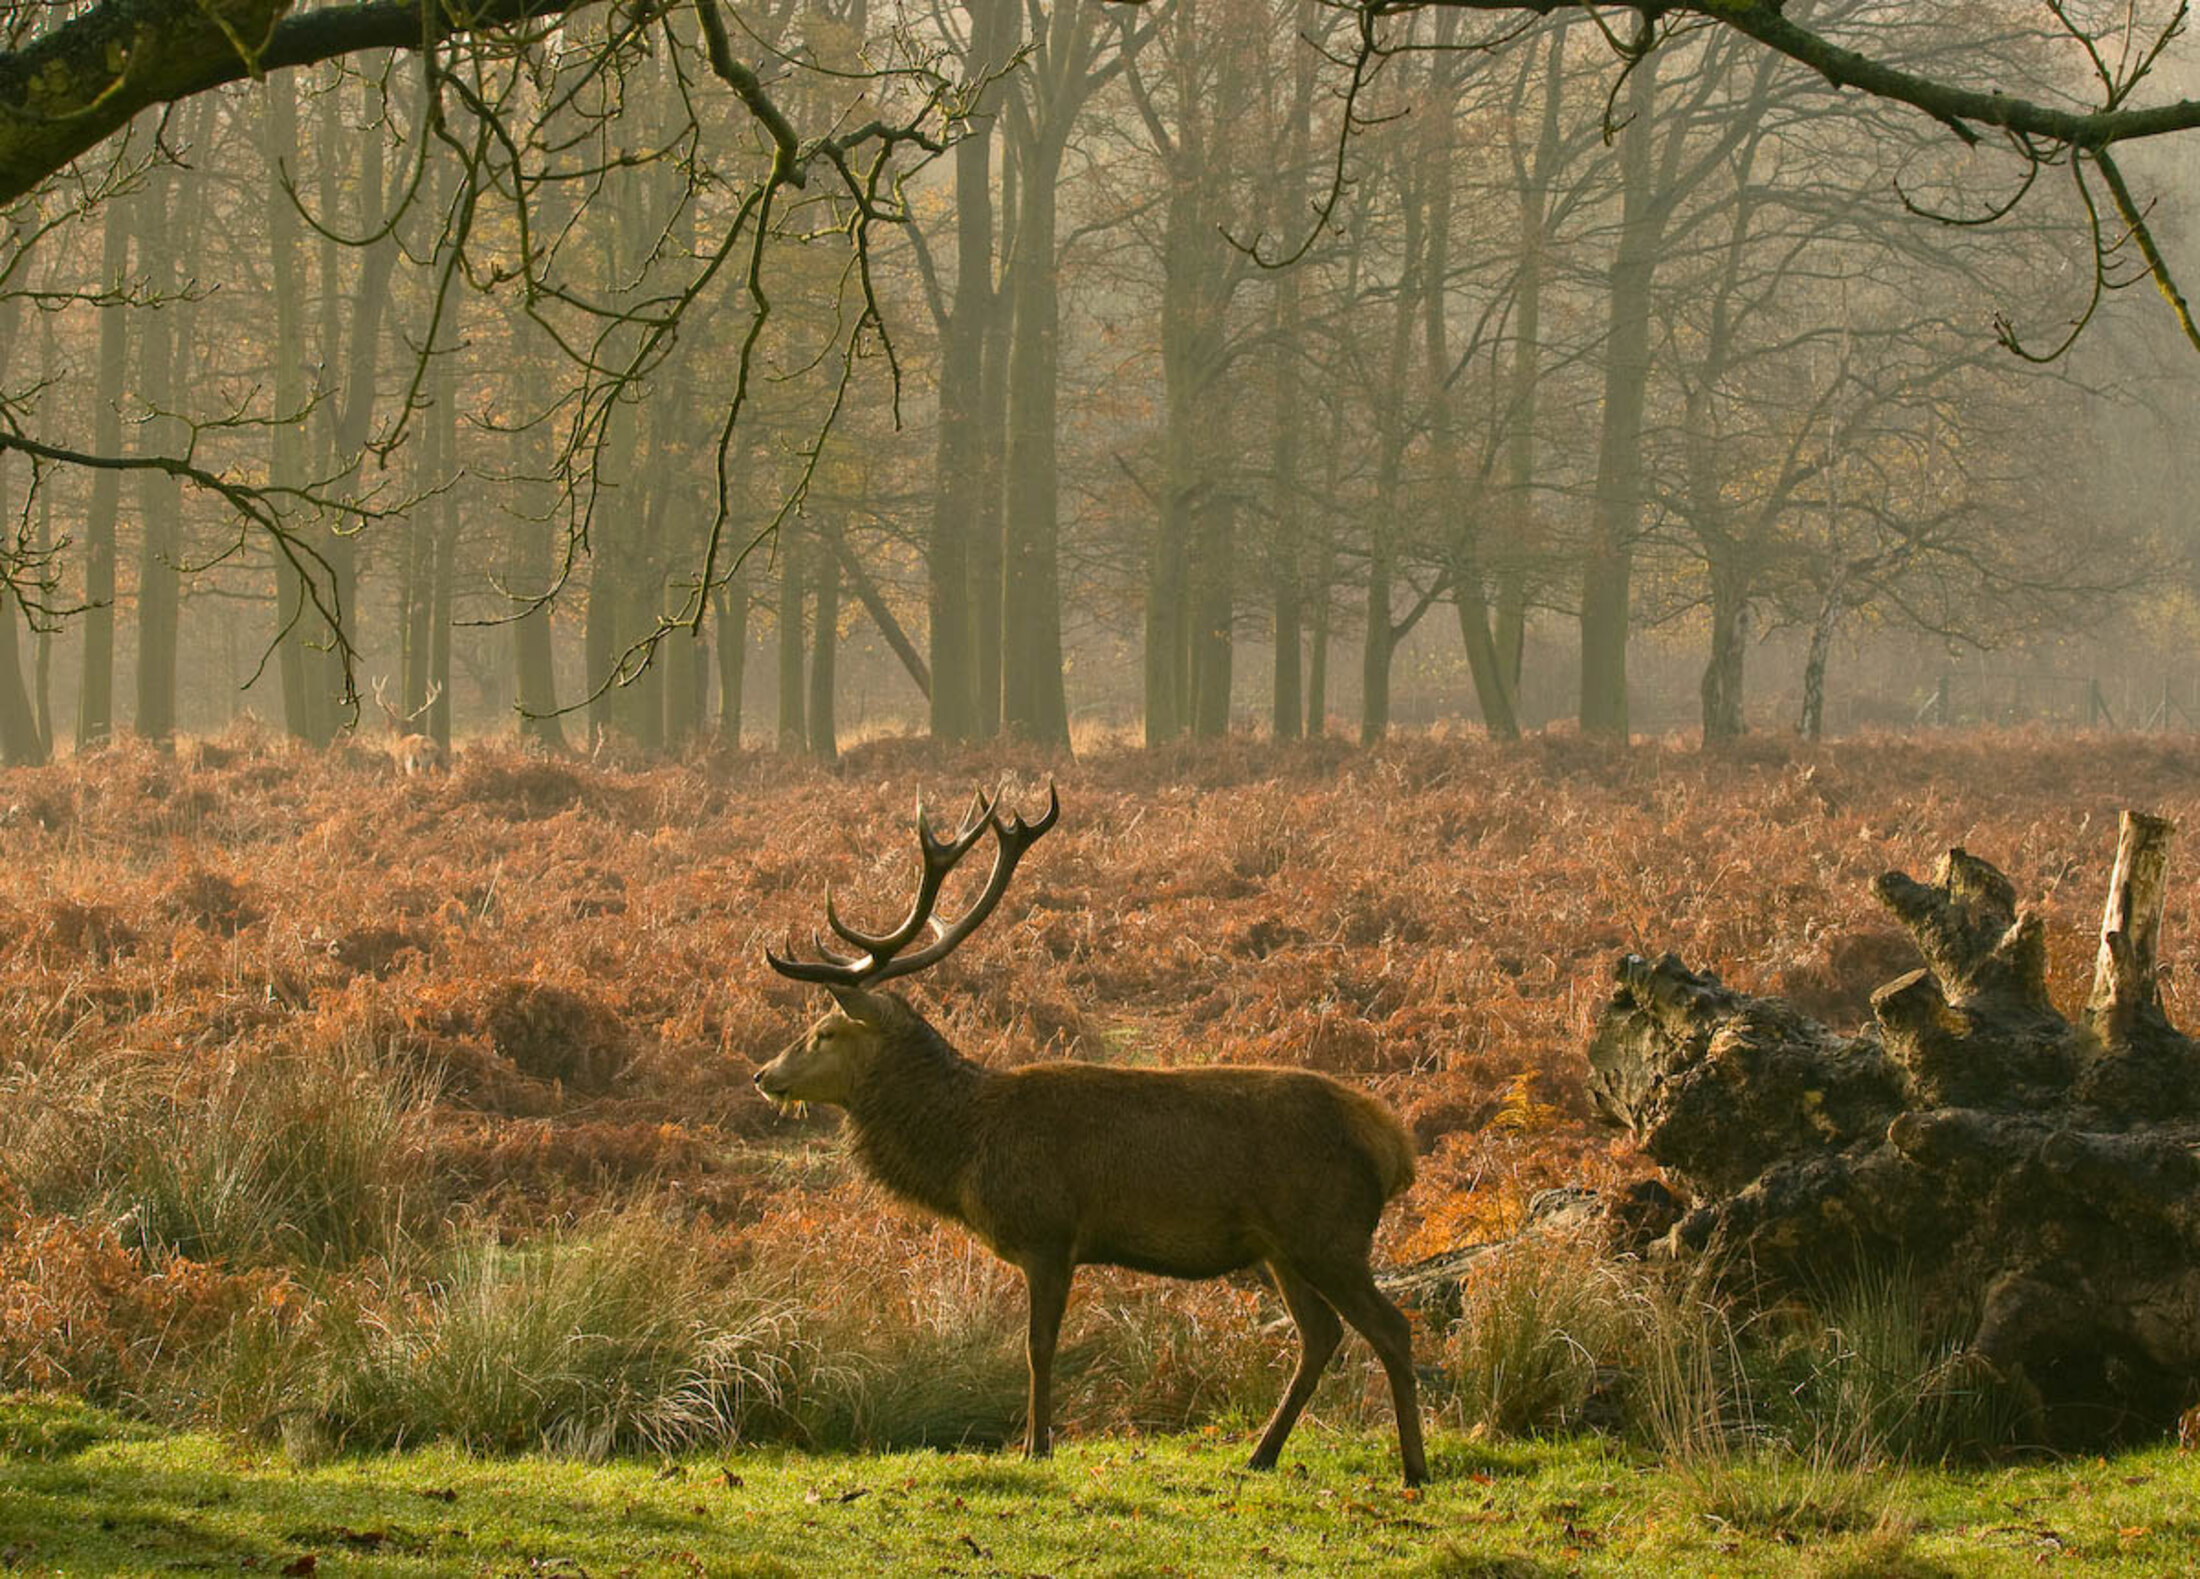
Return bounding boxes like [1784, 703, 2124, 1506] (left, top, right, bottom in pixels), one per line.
[226, 1209, 808, 1459]
[162, 869, 261, 936]
[1678, 1444, 1883, 1541]
[1781, 1264, 2027, 1463]
[1441, 1233, 1636, 1437]
[0, 1040, 432, 1269]
[0, 1191, 283, 1402]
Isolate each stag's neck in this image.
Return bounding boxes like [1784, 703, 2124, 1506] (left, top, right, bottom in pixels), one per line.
[844, 1020, 985, 1222]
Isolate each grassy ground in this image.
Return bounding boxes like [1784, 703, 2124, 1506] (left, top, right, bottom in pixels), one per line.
[4, 1398, 2197, 1577]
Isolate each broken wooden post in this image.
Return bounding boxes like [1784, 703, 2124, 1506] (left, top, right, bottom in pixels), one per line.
[2088, 810, 2176, 1041]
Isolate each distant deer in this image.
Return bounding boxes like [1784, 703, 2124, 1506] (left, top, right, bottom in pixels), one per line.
[754, 786, 1427, 1485]
[371, 678, 447, 776]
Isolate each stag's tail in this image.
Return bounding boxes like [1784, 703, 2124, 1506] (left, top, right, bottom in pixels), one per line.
[1341, 1088, 1417, 1203]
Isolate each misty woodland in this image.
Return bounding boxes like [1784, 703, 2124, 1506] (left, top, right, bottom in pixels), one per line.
[5, 0, 2200, 1575]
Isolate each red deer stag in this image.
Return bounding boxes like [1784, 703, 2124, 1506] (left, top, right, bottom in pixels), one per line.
[754, 785, 1427, 1485]
[371, 677, 447, 776]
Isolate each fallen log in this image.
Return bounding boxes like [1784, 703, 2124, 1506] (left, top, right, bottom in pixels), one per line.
[1586, 809, 2200, 1446]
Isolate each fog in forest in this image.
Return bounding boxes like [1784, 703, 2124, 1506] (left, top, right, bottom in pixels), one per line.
[5, 0, 2200, 760]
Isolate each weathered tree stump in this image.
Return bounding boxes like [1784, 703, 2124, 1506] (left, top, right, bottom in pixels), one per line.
[1587, 810, 2200, 1445]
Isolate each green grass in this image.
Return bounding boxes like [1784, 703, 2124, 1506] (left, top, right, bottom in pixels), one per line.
[6, 1397, 2200, 1576]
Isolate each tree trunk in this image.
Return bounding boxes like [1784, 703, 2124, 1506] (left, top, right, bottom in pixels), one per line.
[624, 475, 668, 753]
[1144, 148, 1204, 744]
[807, 524, 840, 763]
[1189, 496, 1233, 737]
[509, 340, 566, 750]
[835, 533, 931, 701]
[585, 350, 637, 747]
[0, 448, 46, 765]
[1305, 534, 1331, 737]
[714, 576, 748, 745]
[776, 526, 806, 752]
[402, 315, 447, 725]
[973, 248, 1009, 741]
[426, 348, 457, 751]
[400, 186, 460, 744]
[1268, 19, 1315, 742]
[1579, 49, 1662, 742]
[1361, 149, 1424, 748]
[1699, 556, 1748, 743]
[1305, 387, 1343, 739]
[1453, 581, 1518, 740]
[29, 321, 51, 756]
[0, 585, 43, 764]
[1799, 588, 1840, 741]
[584, 559, 618, 746]
[1360, 557, 1393, 748]
[77, 192, 130, 749]
[1001, 149, 1071, 747]
[134, 159, 183, 743]
[1269, 305, 1304, 741]
[264, 70, 319, 742]
[663, 622, 701, 751]
[997, 0, 1101, 752]
[401, 497, 432, 719]
[318, 70, 404, 730]
[1420, 38, 1517, 743]
[1143, 439, 1190, 744]
[927, 0, 1013, 742]
[510, 531, 565, 748]
[1496, 23, 1567, 714]
[1588, 812, 2200, 1446]
[315, 81, 362, 729]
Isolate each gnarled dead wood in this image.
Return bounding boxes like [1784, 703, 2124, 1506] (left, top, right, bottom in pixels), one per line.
[1585, 810, 2200, 1446]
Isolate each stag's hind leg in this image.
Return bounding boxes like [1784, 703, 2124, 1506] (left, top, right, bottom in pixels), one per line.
[1249, 1262, 1342, 1472]
[1020, 1258, 1073, 1460]
[1304, 1261, 1428, 1486]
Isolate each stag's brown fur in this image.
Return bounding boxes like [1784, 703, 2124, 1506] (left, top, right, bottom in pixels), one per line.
[756, 987, 1427, 1484]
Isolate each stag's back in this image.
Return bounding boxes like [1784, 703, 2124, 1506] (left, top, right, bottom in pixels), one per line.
[961, 1064, 1413, 1279]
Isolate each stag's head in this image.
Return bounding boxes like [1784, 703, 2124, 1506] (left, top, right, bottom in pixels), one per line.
[755, 783, 1059, 1109]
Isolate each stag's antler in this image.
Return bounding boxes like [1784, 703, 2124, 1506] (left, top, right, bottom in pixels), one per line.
[371, 677, 404, 733]
[372, 676, 443, 730]
[767, 781, 1060, 988]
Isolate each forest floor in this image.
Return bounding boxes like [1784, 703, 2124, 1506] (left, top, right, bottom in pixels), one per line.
[6, 1395, 2198, 1577]
[7, 726, 2200, 1572]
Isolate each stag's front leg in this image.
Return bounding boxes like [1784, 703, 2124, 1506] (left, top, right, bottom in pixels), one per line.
[1021, 1258, 1072, 1459]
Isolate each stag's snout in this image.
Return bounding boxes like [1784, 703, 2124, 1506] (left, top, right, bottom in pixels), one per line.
[753, 1049, 798, 1103]
[753, 1014, 871, 1108]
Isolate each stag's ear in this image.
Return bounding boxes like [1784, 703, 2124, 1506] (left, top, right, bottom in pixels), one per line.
[828, 984, 888, 1024]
